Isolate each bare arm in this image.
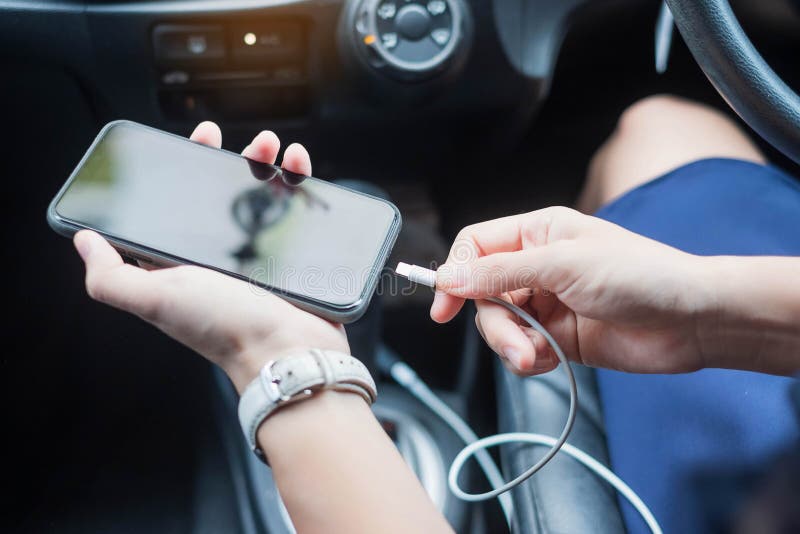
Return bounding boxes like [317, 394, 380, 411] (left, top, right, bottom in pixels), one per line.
[697, 256, 800, 375]
[259, 391, 453, 534]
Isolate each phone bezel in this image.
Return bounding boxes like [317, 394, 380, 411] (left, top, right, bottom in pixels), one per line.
[47, 120, 402, 324]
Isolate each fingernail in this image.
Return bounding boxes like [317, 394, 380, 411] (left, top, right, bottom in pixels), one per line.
[502, 346, 522, 368]
[74, 234, 93, 261]
[532, 351, 557, 371]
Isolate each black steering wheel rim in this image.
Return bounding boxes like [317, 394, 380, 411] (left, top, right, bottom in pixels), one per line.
[665, 0, 800, 164]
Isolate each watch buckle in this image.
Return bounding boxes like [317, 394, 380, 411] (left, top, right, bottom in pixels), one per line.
[259, 360, 291, 404]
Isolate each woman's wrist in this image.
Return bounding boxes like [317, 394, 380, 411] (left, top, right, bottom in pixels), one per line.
[233, 348, 376, 468]
[693, 256, 800, 374]
[256, 390, 373, 463]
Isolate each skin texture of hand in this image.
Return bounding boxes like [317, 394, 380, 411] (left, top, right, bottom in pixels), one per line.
[431, 206, 710, 375]
[73, 121, 349, 392]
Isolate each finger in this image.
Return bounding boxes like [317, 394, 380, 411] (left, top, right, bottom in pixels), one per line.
[520, 326, 560, 374]
[440, 242, 579, 300]
[281, 143, 312, 176]
[432, 214, 534, 323]
[241, 130, 280, 164]
[440, 206, 585, 267]
[430, 290, 465, 323]
[74, 230, 162, 320]
[431, 268, 535, 324]
[530, 286, 560, 323]
[507, 287, 535, 308]
[189, 121, 222, 148]
[475, 298, 540, 374]
[474, 302, 560, 375]
[436, 207, 585, 292]
[475, 313, 516, 374]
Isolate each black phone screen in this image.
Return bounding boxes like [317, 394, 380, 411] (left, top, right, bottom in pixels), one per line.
[54, 122, 399, 309]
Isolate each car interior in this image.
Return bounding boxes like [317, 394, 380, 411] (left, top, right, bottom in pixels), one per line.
[3, 0, 800, 532]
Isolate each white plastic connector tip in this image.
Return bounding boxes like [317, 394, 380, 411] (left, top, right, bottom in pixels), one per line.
[395, 262, 413, 277]
[395, 262, 437, 288]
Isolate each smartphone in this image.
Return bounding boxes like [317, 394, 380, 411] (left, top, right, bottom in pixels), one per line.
[48, 120, 401, 323]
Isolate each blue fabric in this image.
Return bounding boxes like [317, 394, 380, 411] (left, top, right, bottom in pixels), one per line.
[594, 158, 800, 534]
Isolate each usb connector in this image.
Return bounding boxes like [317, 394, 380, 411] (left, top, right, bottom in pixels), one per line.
[395, 262, 437, 288]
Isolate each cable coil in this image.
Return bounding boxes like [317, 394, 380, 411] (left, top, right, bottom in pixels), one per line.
[392, 263, 663, 534]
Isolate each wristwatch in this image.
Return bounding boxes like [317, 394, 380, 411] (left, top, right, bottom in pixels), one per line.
[237, 348, 377, 463]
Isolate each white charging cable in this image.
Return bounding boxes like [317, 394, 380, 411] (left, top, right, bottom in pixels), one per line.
[385, 353, 516, 524]
[394, 262, 663, 534]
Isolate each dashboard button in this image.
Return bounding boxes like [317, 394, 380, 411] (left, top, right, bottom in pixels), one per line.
[377, 3, 397, 20]
[162, 70, 190, 85]
[186, 35, 208, 55]
[427, 0, 447, 16]
[382, 32, 399, 49]
[153, 25, 225, 62]
[431, 28, 450, 46]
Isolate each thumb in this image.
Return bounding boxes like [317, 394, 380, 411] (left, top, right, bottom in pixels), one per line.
[435, 242, 576, 299]
[74, 230, 161, 319]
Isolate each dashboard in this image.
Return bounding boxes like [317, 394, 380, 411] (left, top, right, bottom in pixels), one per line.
[0, 0, 599, 156]
[5, 0, 798, 165]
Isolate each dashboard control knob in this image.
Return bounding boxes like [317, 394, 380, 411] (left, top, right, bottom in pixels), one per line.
[343, 0, 471, 82]
[396, 5, 432, 41]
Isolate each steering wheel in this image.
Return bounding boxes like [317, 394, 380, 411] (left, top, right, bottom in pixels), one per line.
[665, 0, 800, 164]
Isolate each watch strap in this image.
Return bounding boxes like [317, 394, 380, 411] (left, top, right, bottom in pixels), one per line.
[237, 349, 377, 463]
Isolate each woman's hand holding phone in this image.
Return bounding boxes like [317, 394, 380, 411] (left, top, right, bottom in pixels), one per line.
[72, 122, 454, 534]
[73, 121, 349, 393]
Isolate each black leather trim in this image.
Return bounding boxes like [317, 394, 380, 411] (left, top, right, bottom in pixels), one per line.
[496, 362, 626, 534]
[665, 0, 800, 164]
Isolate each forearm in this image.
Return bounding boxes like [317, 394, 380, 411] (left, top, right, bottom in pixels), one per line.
[696, 256, 800, 375]
[257, 390, 454, 534]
